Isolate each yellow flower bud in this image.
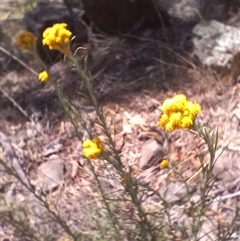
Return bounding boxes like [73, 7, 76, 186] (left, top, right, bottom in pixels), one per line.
[159, 159, 169, 169]
[38, 70, 49, 82]
[82, 137, 104, 160]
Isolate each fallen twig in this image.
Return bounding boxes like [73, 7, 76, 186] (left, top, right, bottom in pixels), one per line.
[213, 190, 240, 202]
[0, 45, 38, 76]
[0, 88, 29, 119]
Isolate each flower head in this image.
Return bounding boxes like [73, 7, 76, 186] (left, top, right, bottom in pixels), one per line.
[82, 137, 104, 160]
[16, 32, 37, 50]
[159, 159, 169, 169]
[38, 70, 49, 82]
[158, 94, 201, 131]
[42, 23, 72, 54]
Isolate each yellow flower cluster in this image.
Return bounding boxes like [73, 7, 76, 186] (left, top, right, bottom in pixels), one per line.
[42, 23, 72, 54]
[82, 137, 104, 160]
[38, 70, 49, 82]
[16, 32, 37, 50]
[158, 94, 201, 132]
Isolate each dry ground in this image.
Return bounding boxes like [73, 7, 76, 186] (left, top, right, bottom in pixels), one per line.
[0, 1, 240, 241]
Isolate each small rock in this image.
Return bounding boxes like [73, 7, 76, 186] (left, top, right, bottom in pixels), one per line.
[192, 18, 240, 68]
[36, 158, 65, 193]
[139, 139, 163, 169]
[157, 0, 229, 23]
[160, 182, 196, 203]
[212, 153, 239, 182]
[158, 0, 205, 23]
